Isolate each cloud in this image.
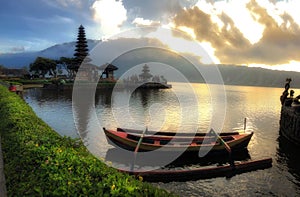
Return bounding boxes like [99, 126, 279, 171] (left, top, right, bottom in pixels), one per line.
[0, 37, 56, 54]
[11, 46, 25, 53]
[42, 0, 84, 8]
[129, 18, 161, 36]
[173, 0, 300, 65]
[56, 0, 83, 7]
[24, 15, 74, 25]
[92, 0, 127, 36]
[53, 15, 74, 24]
[132, 18, 161, 27]
[124, 0, 197, 25]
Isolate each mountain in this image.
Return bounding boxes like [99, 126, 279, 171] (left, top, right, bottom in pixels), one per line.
[216, 65, 300, 88]
[0, 39, 100, 68]
[0, 38, 300, 88]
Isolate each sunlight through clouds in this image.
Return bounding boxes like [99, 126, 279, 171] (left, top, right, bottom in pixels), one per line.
[2, 0, 300, 72]
[132, 18, 161, 27]
[176, 26, 197, 39]
[249, 61, 300, 72]
[257, 0, 300, 26]
[173, 0, 300, 70]
[92, 0, 127, 37]
[195, 0, 264, 44]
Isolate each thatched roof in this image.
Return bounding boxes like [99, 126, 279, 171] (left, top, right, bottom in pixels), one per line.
[99, 63, 118, 71]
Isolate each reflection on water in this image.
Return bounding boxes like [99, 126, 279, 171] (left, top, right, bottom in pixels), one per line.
[24, 89, 77, 138]
[24, 83, 300, 196]
[105, 147, 251, 170]
[128, 88, 182, 131]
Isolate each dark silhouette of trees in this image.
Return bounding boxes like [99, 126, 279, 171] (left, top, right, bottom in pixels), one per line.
[28, 25, 92, 79]
[29, 57, 57, 78]
[57, 57, 76, 78]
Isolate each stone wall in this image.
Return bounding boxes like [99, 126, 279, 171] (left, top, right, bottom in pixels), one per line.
[280, 106, 300, 146]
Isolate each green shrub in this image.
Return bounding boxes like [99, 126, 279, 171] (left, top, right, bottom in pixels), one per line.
[0, 85, 175, 196]
[18, 79, 52, 85]
[3, 81, 22, 85]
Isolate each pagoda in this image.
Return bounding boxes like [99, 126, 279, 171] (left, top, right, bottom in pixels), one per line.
[73, 25, 98, 81]
[139, 64, 153, 82]
[74, 25, 89, 68]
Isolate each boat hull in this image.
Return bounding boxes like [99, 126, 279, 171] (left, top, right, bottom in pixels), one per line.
[103, 128, 253, 153]
[120, 158, 272, 182]
[117, 127, 241, 137]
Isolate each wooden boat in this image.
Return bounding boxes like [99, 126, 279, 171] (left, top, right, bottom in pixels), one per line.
[115, 128, 244, 142]
[120, 158, 272, 182]
[103, 128, 253, 153]
[117, 127, 241, 137]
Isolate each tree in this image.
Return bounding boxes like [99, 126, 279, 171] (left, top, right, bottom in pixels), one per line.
[29, 57, 57, 78]
[57, 57, 76, 78]
[21, 65, 28, 71]
[0, 65, 5, 70]
[0, 65, 5, 76]
[73, 25, 91, 75]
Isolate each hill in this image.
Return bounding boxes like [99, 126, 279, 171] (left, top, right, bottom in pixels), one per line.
[0, 40, 99, 68]
[217, 65, 300, 88]
[0, 39, 299, 88]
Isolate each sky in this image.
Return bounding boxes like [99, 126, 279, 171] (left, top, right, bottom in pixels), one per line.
[1, 0, 300, 72]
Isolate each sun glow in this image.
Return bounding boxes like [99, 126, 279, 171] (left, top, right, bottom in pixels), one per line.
[172, 0, 300, 72]
[176, 26, 196, 40]
[195, 0, 265, 44]
[92, 0, 127, 37]
[169, 25, 219, 64]
[249, 61, 300, 72]
[144, 26, 218, 64]
[257, 0, 300, 26]
[94, 0, 300, 72]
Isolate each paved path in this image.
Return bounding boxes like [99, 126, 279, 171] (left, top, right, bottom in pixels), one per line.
[0, 84, 7, 196]
[0, 136, 7, 197]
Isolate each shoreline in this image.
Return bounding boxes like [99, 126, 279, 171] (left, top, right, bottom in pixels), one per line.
[0, 84, 175, 196]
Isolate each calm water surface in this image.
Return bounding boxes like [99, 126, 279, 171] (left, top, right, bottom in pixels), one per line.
[24, 83, 300, 196]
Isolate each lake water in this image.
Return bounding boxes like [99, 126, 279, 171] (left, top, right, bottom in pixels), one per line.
[24, 83, 300, 196]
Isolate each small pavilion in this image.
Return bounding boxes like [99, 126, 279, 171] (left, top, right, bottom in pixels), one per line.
[99, 63, 118, 80]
